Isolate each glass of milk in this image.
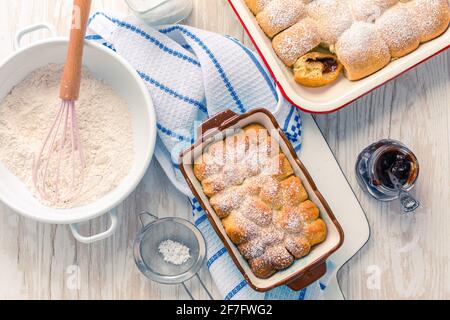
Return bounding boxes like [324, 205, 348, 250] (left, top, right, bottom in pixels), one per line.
[125, 0, 193, 26]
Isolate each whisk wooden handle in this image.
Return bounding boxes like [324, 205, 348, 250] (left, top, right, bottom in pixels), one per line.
[60, 0, 92, 101]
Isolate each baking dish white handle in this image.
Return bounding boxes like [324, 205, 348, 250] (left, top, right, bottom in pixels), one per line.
[14, 23, 57, 50]
[70, 210, 119, 244]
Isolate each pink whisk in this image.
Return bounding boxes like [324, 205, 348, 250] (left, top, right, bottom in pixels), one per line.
[33, 0, 92, 204]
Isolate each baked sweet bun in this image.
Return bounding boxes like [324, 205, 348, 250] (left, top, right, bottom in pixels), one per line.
[240, 196, 273, 226]
[256, 0, 307, 38]
[272, 18, 321, 67]
[193, 150, 227, 181]
[249, 255, 275, 278]
[375, 6, 420, 58]
[306, 0, 354, 48]
[210, 186, 245, 218]
[304, 219, 327, 245]
[349, 0, 399, 22]
[245, 0, 449, 86]
[408, 0, 450, 43]
[266, 246, 294, 270]
[335, 22, 391, 80]
[222, 213, 260, 245]
[244, 0, 273, 14]
[195, 125, 328, 279]
[259, 176, 308, 209]
[284, 236, 311, 258]
[293, 51, 343, 87]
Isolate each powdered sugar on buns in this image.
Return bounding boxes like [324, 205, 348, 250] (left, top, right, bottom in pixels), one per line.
[194, 125, 327, 279]
[306, 0, 354, 47]
[272, 18, 321, 66]
[256, 0, 307, 37]
[349, 0, 398, 22]
[336, 22, 391, 80]
[408, 0, 450, 43]
[375, 5, 420, 58]
[246, 0, 450, 82]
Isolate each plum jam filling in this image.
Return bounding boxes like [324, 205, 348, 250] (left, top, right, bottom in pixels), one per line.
[306, 57, 338, 73]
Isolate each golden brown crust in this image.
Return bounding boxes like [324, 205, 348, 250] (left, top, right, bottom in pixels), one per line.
[304, 219, 327, 246]
[335, 22, 391, 80]
[285, 236, 311, 259]
[194, 153, 222, 182]
[375, 6, 421, 58]
[281, 176, 309, 206]
[243, 123, 267, 135]
[195, 125, 327, 279]
[349, 0, 398, 23]
[276, 206, 305, 233]
[249, 256, 275, 279]
[241, 197, 273, 226]
[202, 175, 225, 197]
[293, 52, 343, 87]
[245, 0, 450, 86]
[272, 18, 321, 67]
[408, 0, 450, 43]
[259, 178, 283, 209]
[266, 246, 294, 270]
[210, 186, 245, 218]
[244, 0, 272, 15]
[298, 200, 320, 222]
[238, 239, 266, 260]
[222, 213, 259, 245]
[306, 0, 354, 46]
[266, 153, 294, 180]
[256, 0, 307, 38]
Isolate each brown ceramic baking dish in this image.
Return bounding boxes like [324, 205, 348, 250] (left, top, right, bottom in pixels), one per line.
[179, 108, 344, 292]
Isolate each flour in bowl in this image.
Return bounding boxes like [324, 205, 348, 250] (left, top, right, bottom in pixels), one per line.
[0, 64, 134, 208]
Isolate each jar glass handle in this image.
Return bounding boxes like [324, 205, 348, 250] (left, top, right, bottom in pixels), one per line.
[398, 191, 420, 213]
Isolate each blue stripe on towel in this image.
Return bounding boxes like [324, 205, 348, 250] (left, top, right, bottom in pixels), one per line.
[282, 108, 303, 150]
[171, 161, 180, 169]
[102, 42, 116, 52]
[138, 71, 207, 113]
[225, 280, 248, 300]
[156, 123, 191, 142]
[225, 36, 277, 101]
[85, 35, 117, 52]
[195, 214, 208, 226]
[191, 202, 204, 214]
[207, 247, 227, 268]
[159, 26, 246, 114]
[89, 12, 201, 67]
[298, 288, 307, 300]
[283, 107, 295, 133]
[288, 114, 303, 143]
[85, 34, 103, 40]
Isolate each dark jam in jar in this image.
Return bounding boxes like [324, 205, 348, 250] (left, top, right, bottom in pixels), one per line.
[356, 140, 419, 202]
[374, 150, 414, 189]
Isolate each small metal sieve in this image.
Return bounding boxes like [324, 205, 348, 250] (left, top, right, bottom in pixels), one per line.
[133, 212, 213, 299]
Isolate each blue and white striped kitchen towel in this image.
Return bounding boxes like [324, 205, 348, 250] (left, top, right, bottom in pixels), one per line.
[87, 13, 336, 300]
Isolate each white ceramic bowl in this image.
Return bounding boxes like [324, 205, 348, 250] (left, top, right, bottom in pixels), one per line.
[0, 24, 157, 243]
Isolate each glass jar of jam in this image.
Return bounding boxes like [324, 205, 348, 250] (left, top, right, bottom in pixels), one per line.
[356, 139, 420, 212]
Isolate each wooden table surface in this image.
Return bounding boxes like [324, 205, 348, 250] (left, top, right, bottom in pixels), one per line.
[0, 0, 449, 300]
